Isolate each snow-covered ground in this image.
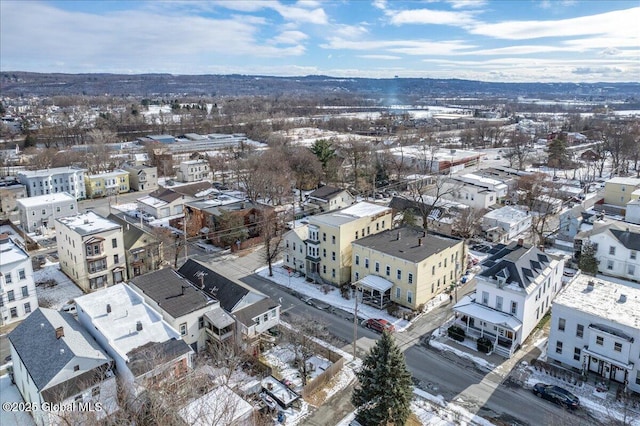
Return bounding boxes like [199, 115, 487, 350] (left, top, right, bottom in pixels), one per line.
[0, 375, 36, 426]
[35, 262, 83, 310]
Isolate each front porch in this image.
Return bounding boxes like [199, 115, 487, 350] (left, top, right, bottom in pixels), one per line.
[354, 275, 392, 309]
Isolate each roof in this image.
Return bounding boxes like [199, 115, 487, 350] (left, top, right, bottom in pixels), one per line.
[148, 188, 184, 204]
[606, 177, 640, 186]
[308, 185, 349, 202]
[16, 192, 76, 208]
[232, 297, 279, 327]
[107, 214, 154, 249]
[8, 308, 111, 392]
[480, 242, 557, 293]
[310, 202, 391, 227]
[178, 385, 253, 426]
[454, 295, 522, 331]
[56, 211, 121, 236]
[169, 181, 214, 198]
[126, 338, 192, 376]
[0, 234, 29, 265]
[129, 268, 213, 318]
[352, 226, 462, 263]
[553, 274, 640, 331]
[74, 284, 184, 362]
[483, 206, 529, 224]
[179, 259, 256, 312]
[610, 228, 640, 251]
[358, 275, 393, 292]
[204, 306, 235, 329]
[87, 169, 128, 179]
[577, 220, 640, 247]
[17, 166, 85, 178]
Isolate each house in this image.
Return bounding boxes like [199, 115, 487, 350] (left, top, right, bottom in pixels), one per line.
[0, 177, 27, 219]
[389, 195, 468, 237]
[282, 224, 308, 274]
[0, 234, 38, 326]
[453, 241, 565, 357]
[17, 192, 78, 233]
[580, 149, 601, 162]
[176, 159, 210, 182]
[137, 182, 213, 220]
[129, 268, 218, 352]
[306, 185, 354, 213]
[441, 178, 498, 210]
[178, 259, 279, 355]
[85, 169, 130, 198]
[123, 164, 158, 191]
[351, 226, 465, 310]
[547, 274, 640, 394]
[574, 221, 640, 282]
[604, 177, 640, 207]
[626, 197, 640, 225]
[282, 202, 393, 286]
[531, 194, 562, 215]
[17, 166, 86, 200]
[75, 284, 194, 398]
[56, 212, 127, 292]
[456, 173, 508, 201]
[107, 214, 164, 278]
[557, 205, 585, 241]
[482, 206, 531, 243]
[8, 308, 118, 425]
[178, 385, 254, 426]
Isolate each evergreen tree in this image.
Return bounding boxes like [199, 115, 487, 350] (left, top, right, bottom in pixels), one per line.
[578, 242, 599, 275]
[310, 139, 336, 172]
[351, 331, 413, 425]
[547, 138, 570, 170]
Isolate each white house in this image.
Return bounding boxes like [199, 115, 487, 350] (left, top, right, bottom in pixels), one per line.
[441, 178, 498, 210]
[177, 159, 210, 182]
[482, 206, 531, 242]
[123, 164, 158, 191]
[453, 241, 565, 358]
[456, 173, 508, 200]
[0, 234, 38, 326]
[8, 308, 118, 425]
[282, 224, 308, 274]
[75, 284, 194, 399]
[625, 190, 640, 224]
[575, 221, 640, 282]
[306, 186, 354, 213]
[548, 274, 640, 394]
[56, 212, 127, 292]
[17, 166, 86, 200]
[17, 192, 78, 233]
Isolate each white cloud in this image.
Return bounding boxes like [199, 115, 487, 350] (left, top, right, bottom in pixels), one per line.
[461, 45, 574, 56]
[446, 0, 487, 9]
[358, 54, 402, 60]
[373, 0, 388, 10]
[271, 3, 328, 25]
[270, 30, 309, 45]
[389, 8, 477, 26]
[321, 37, 474, 55]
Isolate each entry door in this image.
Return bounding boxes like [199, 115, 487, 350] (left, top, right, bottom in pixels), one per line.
[589, 356, 603, 375]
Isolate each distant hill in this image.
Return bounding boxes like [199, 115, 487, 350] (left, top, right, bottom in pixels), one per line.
[2, 71, 639, 101]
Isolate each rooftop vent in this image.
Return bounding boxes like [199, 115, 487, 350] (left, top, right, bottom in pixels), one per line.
[0, 234, 9, 245]
[55, 326, 64, 339]
[106, 304, 112, 314]
[587, 280, 595, 291]
[136, 321, 143, 332]
[619, 294, 627, 303]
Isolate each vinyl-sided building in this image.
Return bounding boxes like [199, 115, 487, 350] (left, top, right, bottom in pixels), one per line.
[17, 166, 86, 200]
[17, 192, 78, 233]
[0, 234, 38, 326]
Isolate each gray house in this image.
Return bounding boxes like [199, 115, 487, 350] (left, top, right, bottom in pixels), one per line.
[123, 164, 158, 191]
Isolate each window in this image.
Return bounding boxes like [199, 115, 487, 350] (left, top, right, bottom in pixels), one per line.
[113, 270, 123, 283]
[555, 341, 563, 354]
[286, 241, 289, 248]
[396, 269, 402, 280]
[180, 323, 187, 336]
[375, 262, 380, 273]
[636, 371, 640, 386]
[355, 272, 359, 280]
[481, 291, 489, 305]
[323, 249, 326, 258]
[332, 236, 336, 244]
[614, 342, 622, 352]
[24, 303, 31, 314]
[396, 288, 401, 299]
[56, 206, 61, 213]
[596, 336, 604, 346]
[41, 209, 46, 215]
[496, 296, 503, 311]
[198, 316, 204, 329]
[629, 265, 636, 276]
[558, 318, 565, 331]
[112, 238, 117, 248]
[576, 324, 584, 338]
[355, 231, 358, 239]
[382, 220, 385, 228]
[114, 254, 119, 264]
[332, 252, 336, 261]
[21, 286, 28, 297]
[432, 265, 436, 275]
[332, 269, 336, 278]
[322, 233, 326, 242]
[264, 313, 269, 322]
[408, 273, 413, 284]
[631, 251, 637, 260]
[407, 291, 413, 304]
[365, 258, 369, 268]
[7, 290, 15, 302]
[607, 260, 614, 270]
[385, 265, 390, 277]
[355, 255, 360, 266]
[18, 269, 26, 280]
[4, 273, 11, 284]
[10, 307, 17, 318]
[74, 365, 80, 372]
[322, 265, 326, 273]
[574, 347, 581, 361]
[510, 301, 517, 315]
[609, 246, 616, 255]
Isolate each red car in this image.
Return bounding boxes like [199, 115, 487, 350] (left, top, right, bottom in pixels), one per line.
[363, 318, 395, 333]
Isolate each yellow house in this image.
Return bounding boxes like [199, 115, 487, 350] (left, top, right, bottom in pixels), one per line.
[283, 202, 392, 286]
[604, 177, 640, 207]
[351, 226, 465, 310]
[85, 169, 130, 198]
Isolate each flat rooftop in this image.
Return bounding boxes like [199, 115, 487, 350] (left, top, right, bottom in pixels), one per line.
[56, 211, 120, 236]
[17, 167, 85, 178]
[606, 177, 640, 186]
[310, 202, 391, 227]
[554, 274, 640, 331]
[483, 206, 529, 223]
[0, 234, 29, 265]
[87, 169, 128, 179]
[16, 192, 76, 207]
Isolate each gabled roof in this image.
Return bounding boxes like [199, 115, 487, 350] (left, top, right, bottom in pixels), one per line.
[233, 298, 279, 327]
[179, 259, 253, 312]
[610, 228, 640, 251]
[126, 339, 192, 377]
[480, 242, 555, 292]
[129, 268, 213, 319]
[8, 308, 111, 392]
[149, 188, 184, 203]
[107, 214, 156, 249]
[308, 185, 349, 202]
[170, 181, 214, 198]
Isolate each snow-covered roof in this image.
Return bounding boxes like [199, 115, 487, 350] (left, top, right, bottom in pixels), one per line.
[358, 275, 393, 292]
[0, 234, 28, 265]
[554, 274, 640, 331]
[178, 385, 253, 426]
[75, 284, 182, 362]
[138, 195, 168, 208]
[180, 159, 208, 165]
[459, 173, 506, 188]
[483, 206, 529, 224]
[87, 169, 128, 179]
[17, 166, 85, 178]
[56, 211, 120, 236]
[16, 192, 75, 208]
[454, 295, 523, 331]
[606, 177, 640, 186]
[310, 202, 391, 227]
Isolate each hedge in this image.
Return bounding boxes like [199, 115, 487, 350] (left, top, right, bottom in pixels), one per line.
[477, 336, 492, 353]
[447, 325, 465, 342]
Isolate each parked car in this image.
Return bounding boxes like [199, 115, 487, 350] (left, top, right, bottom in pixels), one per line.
[196, 242, 216, 253]
[532, 383, 580, 409]
[363, 318, 395, 333]
[141, 213, 155, 222]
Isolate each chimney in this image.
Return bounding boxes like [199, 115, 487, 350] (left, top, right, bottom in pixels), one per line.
[619, 294, 627, 303]
[517, 238, 524, 246]
[136, 321, 143, 332]
[55, 326, 64, 339]
[587, 280, 595, 291]
[418, 238, 423, 246]
[0, 234, 9, 246]
[397, 231, 401, 240]
[106, 304, 112, 314]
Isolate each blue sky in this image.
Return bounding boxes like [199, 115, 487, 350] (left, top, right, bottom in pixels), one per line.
[1, 0, 638, 82]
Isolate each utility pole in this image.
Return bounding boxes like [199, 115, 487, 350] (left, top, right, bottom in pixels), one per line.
[352, 284, 359, 361]
[183, 210, 188, 264]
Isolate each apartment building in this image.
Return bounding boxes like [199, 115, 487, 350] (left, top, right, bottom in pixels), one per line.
[306, 186, 354, 213]
[85, 169, 130, 198]
[0, 178, 27, 219]
[283, 202, 393, 286]
[548, 275, 640, 394]
[177, 159, 210, 182]
[604, 177, 640, 207]
[441, 178, 498, 210]
[17, 192, 78, 233]
[481, 206, 531, 242]
[107, 214, 164, 278]
[56, 212, 126, 292]
[351, 226, 465, 310]
[0, 234, 38, 326]
[123, 164, 158, 191]
[17, 166, 86, 200]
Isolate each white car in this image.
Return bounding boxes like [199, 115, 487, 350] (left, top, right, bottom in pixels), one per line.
[141, 213, 155, 222]
[196, 242, 216, 253]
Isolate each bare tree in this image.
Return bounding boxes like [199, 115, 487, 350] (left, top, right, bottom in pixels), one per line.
[405, 174, 462, 233]
[260, 209, 285, 277]
[518, 173, 561, 248]
[452, 207, 486, 240]
[280, 318, 330, 386]
[152, 228, 185, 268]
[286, 146, 323, 201]
[504, 131, 531, 170]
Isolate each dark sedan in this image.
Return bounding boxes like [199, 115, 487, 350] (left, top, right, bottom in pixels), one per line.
[532, 383, 580, 409]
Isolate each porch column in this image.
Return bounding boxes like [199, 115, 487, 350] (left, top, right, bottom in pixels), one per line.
[494, 328, 499, 349]
[465, 315, 470, 333]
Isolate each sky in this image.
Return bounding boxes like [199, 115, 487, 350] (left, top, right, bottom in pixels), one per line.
[1, 0, 639, 83]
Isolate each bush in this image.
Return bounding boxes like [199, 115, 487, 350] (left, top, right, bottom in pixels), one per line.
[447, 325, 465, 342]
[477, 336, 492, 353]
[386, 302, 400, 317]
